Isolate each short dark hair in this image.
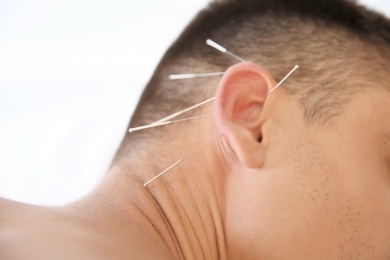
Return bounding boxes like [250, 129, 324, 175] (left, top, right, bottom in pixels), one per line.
[128, 0, 390, 140]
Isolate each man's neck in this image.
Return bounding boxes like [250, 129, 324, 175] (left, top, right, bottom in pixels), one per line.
[67, 133, 228, 259]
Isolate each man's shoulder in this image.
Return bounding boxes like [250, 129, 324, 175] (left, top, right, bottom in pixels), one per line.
[0, 198, 23, 260]
[0, 197, 22, 212]
[0, 197, 34, 227]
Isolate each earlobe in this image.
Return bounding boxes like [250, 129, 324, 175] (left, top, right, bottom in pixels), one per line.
[214, 62, 276, 168]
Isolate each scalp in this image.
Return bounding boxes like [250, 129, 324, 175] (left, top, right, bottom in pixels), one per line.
[128, 0, 390, 140]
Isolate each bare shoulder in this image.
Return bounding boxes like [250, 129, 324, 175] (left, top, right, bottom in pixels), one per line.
[0, 197, 28, 260]
[0, 197, 23, 212]
[0, 198, 175, 259]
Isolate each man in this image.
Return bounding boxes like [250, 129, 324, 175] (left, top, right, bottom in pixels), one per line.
[1, 0, 390, 259]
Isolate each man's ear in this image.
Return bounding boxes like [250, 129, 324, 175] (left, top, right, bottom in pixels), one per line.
[214, 62, 277, 168]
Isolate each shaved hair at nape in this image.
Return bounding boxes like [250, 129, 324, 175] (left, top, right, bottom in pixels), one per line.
[127, 0, 390, 144]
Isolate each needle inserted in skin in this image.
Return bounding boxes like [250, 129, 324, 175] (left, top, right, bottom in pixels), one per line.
[129, 114, 213, 133]
[153, 97, 216, 124]
[144, 132, 221, 187]
[268, 65, 299, 95]
[169, 72, 225, 80]
[206, 39, 246, 62]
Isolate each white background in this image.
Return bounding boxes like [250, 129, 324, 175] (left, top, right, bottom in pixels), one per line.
[0, 0, 389, 206]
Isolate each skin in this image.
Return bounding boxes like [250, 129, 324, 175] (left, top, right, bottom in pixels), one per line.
[0, 62, 389, 259]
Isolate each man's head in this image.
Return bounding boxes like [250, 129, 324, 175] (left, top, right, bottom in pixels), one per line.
[118, 0, 390, 258]
[129, 0, 390, 129]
